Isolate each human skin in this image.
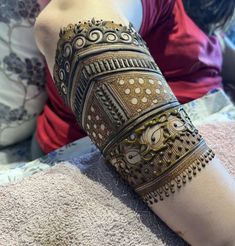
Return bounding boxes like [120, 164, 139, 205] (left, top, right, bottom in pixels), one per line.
[34, 0, 235, 245]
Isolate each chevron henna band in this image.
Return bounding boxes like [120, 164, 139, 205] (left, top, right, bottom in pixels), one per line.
[53, 19, 215, 203]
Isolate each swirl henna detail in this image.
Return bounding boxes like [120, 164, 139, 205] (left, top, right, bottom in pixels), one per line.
[53, 19, 215, 204]
[107, 107, 215, 204]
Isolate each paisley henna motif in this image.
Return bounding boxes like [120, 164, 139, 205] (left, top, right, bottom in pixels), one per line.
[106, 106, 214, 204]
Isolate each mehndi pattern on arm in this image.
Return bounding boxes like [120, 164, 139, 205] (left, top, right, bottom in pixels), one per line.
[53, 19, 215, 204]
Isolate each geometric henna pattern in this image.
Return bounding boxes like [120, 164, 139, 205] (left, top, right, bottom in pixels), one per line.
[54, 18, 159, 112]
[54, 19, 178, 150]
[107, 73, 176, 115]
[73, 53, 161, 119]
[95, 83, 127, 128]
[70, 53, 160, 119]
[53, 20, 215, 203]
[84, 97, 113, 148]
[82, 72, 178, 149]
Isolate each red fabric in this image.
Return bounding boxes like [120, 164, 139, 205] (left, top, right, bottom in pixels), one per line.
[37, 0, 223, 153]
[140, 0, 222, 103]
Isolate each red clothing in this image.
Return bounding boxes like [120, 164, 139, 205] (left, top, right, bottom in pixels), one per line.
[141, 0, 222, 103]
[37, 0, 223, 153]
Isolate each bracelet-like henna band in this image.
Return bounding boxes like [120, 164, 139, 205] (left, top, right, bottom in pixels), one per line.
[53, 19, 215, 204]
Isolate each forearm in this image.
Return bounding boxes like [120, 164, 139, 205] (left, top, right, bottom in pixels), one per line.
[34, 2, 235, 245]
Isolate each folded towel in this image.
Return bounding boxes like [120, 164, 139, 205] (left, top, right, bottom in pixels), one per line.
[0, 121, 234, 246]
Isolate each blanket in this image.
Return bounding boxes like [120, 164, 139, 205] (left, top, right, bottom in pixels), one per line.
[0, 120, 234, 246]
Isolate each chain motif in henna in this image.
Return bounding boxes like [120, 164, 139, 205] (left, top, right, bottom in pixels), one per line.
[54, 20, 215, 204]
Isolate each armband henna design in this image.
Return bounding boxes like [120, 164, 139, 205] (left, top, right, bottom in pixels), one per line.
[53, 19, 215, 204]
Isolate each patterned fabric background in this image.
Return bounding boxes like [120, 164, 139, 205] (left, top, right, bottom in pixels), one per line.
[0, 0, 47, 147]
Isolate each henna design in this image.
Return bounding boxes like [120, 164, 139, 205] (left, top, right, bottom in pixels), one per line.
[106, 106, 214, 204]
[54, 20, 215, 203]
[54, 18, 162, 114]
[95, 84, 127, 128]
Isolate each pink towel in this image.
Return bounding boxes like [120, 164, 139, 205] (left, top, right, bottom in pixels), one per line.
[0, 122, 234, 246]
[199, 122, 235, 177]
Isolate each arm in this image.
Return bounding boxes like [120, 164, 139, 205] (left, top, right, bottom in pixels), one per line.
[34, 1, 235, 245]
